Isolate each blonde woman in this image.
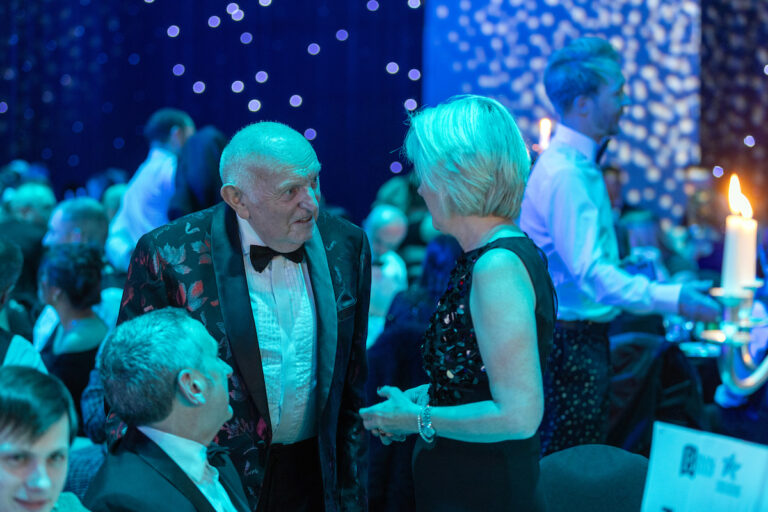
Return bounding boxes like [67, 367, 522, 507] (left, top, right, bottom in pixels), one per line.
[360, 95, 555, 511]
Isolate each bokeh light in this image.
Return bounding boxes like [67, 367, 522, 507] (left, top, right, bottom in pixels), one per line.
[226, 3, 238, 14]
[240, 32, 253, 44]
[68, 155, 80, 167]
[41, 148, 53, 159]
[172, 64, 185, 76]
[248, 99, 262, 112]
[289, 95, 303, 107]
[744, 135, 756, 147]
[231, 80, 244, 93]
[390, 161, 403, 173]
[0, 102, 7, 114]
[386, 62, 399, 74]
[259, 0, 272, 5]
[713, 165, 724, 178]
[408, 68, 421, 80]
[193, 81, 206, 94]
[232, 10, 244, 21]
[72, 121, 83, 133]
[113, 137, 125, 149]
[167, 25, 180, 38]
[128, 53, 140, 65]
[367, 1, 379, 11]
[208, 16, 221, 28]
[408, 0, 421, 8]
[304, 128, 317, 140]
[255, 71, 269, 83]
[404, 98, 418, 110]
[336, 29, 349, 41]
[308, 43, 321, 55]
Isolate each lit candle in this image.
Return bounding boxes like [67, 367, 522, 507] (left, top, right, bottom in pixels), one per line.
[721, 175, 757, 293]
[538, 118, 552, 150]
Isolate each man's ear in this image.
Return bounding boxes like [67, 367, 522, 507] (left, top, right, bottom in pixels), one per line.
[220, 185, 249, 220]
[572, 94, 593, 116]
[70, 227, 84, 243]
[178, 369, 207, 406]
[168, 125, 185, 149]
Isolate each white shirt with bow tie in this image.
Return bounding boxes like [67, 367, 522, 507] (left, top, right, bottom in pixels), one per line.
[236, 216, 318, 444]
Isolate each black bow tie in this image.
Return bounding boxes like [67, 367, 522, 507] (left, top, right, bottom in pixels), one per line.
[249, 245, 305, 272]
[206, 444, 231, 468]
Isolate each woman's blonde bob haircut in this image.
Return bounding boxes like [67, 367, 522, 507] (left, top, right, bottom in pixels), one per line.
[404, 94, 530, 220]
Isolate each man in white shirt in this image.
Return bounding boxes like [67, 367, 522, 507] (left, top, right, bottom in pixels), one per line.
[519, 37, 720, 455]
[84, 308, 250, 512]
[105, 108, 195, 272]
[0, 239, 47, 373]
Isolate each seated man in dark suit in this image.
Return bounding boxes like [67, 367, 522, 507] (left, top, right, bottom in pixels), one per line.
[84, 308, 250, 512]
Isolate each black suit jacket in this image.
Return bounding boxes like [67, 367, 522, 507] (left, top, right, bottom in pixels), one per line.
[84, 428, 250, 512]
[117, 203, 371, 511]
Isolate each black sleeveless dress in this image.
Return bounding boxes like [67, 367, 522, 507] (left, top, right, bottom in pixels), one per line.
[413, 237, 555, 512]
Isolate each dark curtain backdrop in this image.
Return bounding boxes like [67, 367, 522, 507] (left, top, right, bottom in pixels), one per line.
[700, 0, 768, 214]
[1, 0, 424, 223]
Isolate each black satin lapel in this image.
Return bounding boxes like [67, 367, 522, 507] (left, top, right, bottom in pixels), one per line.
[127, 429, 216, 512]
[217, 460, 251, 512]
[211, 204, 272, 435]
[305, 224, 337, 416]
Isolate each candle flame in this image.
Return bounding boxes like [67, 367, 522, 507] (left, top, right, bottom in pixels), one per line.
[539, 118, 552, 150]
[728, 174, 753, 219]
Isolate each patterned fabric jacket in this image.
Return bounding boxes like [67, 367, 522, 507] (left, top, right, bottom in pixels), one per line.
[118, 203, 371, 511]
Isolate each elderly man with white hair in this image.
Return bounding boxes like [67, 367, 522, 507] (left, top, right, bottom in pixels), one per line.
[116, 121, 371, 511]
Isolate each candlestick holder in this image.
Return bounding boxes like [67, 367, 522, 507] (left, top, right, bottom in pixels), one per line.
[698, 280, 768, 396]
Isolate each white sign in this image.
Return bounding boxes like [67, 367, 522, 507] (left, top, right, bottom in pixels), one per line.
[642, 422, 768, 512]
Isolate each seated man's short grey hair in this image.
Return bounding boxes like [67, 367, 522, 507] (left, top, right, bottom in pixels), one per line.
[99, 308, 208, 426]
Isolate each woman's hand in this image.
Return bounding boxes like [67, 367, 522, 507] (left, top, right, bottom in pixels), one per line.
[359, 386, 421, 444]
[404, 383, 430, 406]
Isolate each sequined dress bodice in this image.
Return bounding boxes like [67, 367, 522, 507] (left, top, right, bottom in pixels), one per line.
[422, 236, 555, 407]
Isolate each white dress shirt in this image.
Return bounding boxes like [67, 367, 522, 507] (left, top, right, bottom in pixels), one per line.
[137, 426, 237, 512]
[237, 216, 318, 444]
[3, 334, 47, 373]
[106, 147, 177, 271]
[519, 124, 681, 322]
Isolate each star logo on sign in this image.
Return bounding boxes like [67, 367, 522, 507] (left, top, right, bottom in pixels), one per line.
[722, 454, 741, 480]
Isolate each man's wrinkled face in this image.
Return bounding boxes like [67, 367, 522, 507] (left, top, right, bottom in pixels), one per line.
[239, 162, 321, 253]
[0, 416, 69, 512]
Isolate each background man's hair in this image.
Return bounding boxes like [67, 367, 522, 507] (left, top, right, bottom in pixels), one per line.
[0, 366, 77, 443]
[543, 36, 622, 116]
[143, 108, 195, 144]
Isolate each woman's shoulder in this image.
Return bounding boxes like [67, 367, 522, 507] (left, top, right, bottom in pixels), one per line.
[473, 237, 530, 272]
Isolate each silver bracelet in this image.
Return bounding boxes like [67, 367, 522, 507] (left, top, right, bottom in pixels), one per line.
[418, 404, 436, 442]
